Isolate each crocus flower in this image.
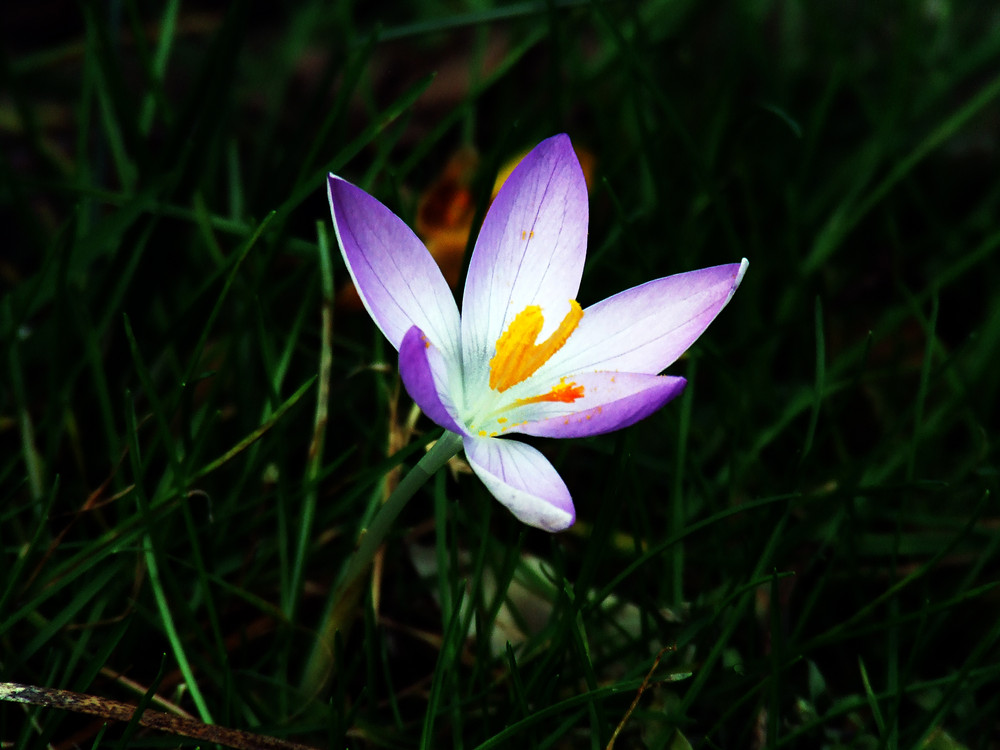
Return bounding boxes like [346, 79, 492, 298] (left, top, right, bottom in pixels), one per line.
[328, 134, 747, 532]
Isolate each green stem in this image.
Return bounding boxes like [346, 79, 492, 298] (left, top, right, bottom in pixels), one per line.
[339, 430, 463, 593]
[301, 430, 464, 694]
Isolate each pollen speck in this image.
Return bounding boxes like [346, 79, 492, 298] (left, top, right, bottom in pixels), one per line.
[478, 430, 487, 437]
[497, 417, 508, 423]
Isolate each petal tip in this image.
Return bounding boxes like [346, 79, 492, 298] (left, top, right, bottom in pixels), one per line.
[545, 508, 576, 533]
[719, 258, 749, 310]
[326, 174, 352, 206]
[549, 132, 572, 149]
[528, 133, 580, 173]
[524, 502, 576, 533]
[736, 258, 749, 287]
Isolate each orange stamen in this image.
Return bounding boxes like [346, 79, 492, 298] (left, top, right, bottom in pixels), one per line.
[489, 301, 583, 392]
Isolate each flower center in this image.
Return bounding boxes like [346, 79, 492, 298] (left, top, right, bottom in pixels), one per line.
[489, 300, 583, 392]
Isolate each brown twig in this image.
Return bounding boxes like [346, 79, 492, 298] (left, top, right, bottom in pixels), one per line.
[605, 644, 678, 750]
[0, 683, 319, 750]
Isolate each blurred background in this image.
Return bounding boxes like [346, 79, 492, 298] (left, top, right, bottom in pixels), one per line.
[2, 2, 999, 748]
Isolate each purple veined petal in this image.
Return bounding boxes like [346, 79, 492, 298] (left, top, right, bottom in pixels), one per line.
[328, 175, 461, 355]
[463, 436, 575, 532]
[398, 326, 467, 436]
[542, 259, 748, 376]
[460, 135, 589, 393]
[490, 372, 686, 439]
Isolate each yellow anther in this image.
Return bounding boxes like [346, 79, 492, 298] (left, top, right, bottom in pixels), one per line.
[489, 301, 583, 392]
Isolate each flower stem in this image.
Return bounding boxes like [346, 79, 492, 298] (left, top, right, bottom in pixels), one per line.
[338, 430, 463, 593]
[301, 429, 464, 694]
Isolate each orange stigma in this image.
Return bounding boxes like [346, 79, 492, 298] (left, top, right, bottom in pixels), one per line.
[514, 379, 585, 407]
[489, 301, 583, 392]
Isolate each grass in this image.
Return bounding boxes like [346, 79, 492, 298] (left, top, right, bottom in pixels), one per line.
[2, 1, 1000, 748]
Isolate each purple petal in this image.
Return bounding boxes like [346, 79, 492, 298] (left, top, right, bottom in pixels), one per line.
[328, 175, 461, 354]
[463, 436, 575, 532]
[544, 259, 748, 376]
[460, 135, 589, 393]
[398, 326, 466, 436]
[503, 372, 686, 438]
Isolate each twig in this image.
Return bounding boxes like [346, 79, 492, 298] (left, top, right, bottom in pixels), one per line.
[0, 683, 319, 750]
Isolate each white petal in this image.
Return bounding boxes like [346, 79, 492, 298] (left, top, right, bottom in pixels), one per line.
[543, 260, 748, 376]
[328, 175, 461, 355]
[460, 135, 589, 395]
[463, 436, 575, 532]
